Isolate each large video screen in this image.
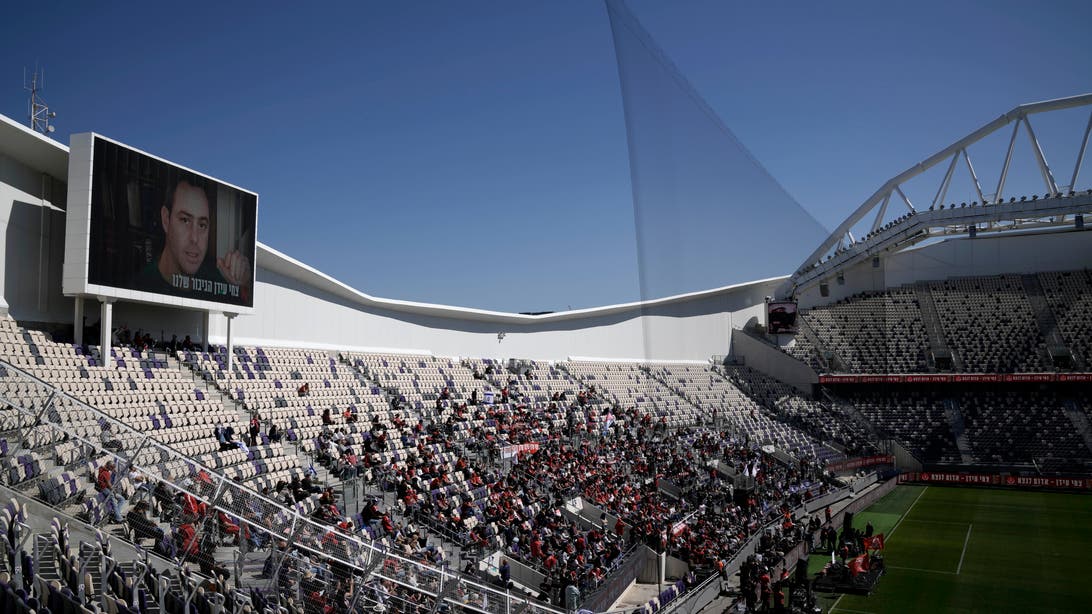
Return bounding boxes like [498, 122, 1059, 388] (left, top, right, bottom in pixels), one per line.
[75, 135, 257, 309]
[767, 300, 799, 335]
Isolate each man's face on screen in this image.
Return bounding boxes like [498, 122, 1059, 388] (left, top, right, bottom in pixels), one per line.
[161, 181, 210, 276]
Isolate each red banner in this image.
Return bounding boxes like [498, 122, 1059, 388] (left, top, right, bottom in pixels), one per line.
[1001, 373, 1056, 383]
[1000, 475, 1092, 489]
[848, 553, 870, 576]
[952, 374, 1001, 383]
[899, 472, 1092, 490]
[862, 534, 885, 551]
[819, 373, 1092, 385]
[819, 375, 859, 383]
[855, 375, 905, 384]
[500, 442, 540, 459]
[826, 455, 894, 473]
[902, 374, 953, 383]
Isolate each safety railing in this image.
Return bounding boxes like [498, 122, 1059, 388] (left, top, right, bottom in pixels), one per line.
[0, 358, 565, 614]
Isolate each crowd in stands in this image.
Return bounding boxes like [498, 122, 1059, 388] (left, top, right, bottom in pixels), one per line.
[460, 412, 836, 602]
[0, 319, 850, 614]
[6, 291, 1091, 614]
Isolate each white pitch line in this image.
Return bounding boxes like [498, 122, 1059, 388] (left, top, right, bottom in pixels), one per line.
[830, 486, 931, 612]
[887, 565, 957, 575]
[887, 485, 928, 540]
[832, 608, 879, 614]
[899, 518, 970, 526]
[956, 523, 973, 574]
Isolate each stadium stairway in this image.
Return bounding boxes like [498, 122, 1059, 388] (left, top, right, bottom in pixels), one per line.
[913, 282, 960, 371]
[166, 350, 243, 419]
[334, 353, 476, 567]
[796, 316, 844, 372]
[0, 479, 255, 614]
[1021, 275, 1070, 367]
[943, 398, 976, 464]
[1061, 400, 1092, 456]
[174, 348, 345, 495]
[819, 389, 883, 444]
[640, 365, 714, 425]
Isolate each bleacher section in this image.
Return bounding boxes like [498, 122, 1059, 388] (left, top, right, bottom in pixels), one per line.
[0, 317, 873, 613]
[0, 319, 235, 458]
[802, 287, 928, 373]
[1038, 270, 1092, 369]
[2, 281, 1091, 614]
[647, 363, 839, 462]
[1, 346, 541, 614]
[929, 275, 1049, 373]
[784, 334, 822, 371]
[955, 390, 1092, 473]
[791, 270, 1091, 374]
[718, 365, 876, 457]
[470, 358, 584, 409]
[839, 389, 961, 464]
[183, 346, 385, 473]
[563, 361, 707, 428]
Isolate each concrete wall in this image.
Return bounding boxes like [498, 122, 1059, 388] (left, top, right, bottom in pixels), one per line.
[3, 128, 1090, 365]
[0, 153, 71, 324]
[1, 141, 779, 362]
[195, 261, 779, 362]
[797, 229, 1092, 309]
[730, 329, 817, 393]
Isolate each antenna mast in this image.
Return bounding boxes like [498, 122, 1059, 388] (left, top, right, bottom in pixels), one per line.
[24, 66, 57, 135]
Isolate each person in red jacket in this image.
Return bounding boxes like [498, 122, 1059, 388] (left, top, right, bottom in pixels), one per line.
[177, 522, 199, 555]
[181, 492, 208, 519]
[218, 511, 240, 545]
[95, 461, 127, 523]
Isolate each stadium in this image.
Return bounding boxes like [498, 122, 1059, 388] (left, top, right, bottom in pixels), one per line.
[1, 2, 1091, 614]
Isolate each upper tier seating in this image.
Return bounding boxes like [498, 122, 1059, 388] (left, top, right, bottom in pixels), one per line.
[789, 271, 1092, 374]
[1037, 270, 1092, 368]
[0, 319, 238, 458]
[801, 287, 928, 373]
[929, 275, 1049, 373]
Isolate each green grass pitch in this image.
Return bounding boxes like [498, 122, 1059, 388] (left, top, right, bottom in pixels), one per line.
[805, 485, 1092, 613]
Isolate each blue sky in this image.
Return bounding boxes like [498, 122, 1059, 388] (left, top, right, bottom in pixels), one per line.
[2, 0, 1090, 312]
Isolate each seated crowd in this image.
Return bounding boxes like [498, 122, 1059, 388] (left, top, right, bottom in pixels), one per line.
[0, 316, 863, 614]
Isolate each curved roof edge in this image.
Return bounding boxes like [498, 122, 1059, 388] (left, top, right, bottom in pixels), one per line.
[0, 113, 69, 179]
[0, 111, 782, 323]
[257, 241, 783, 325]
